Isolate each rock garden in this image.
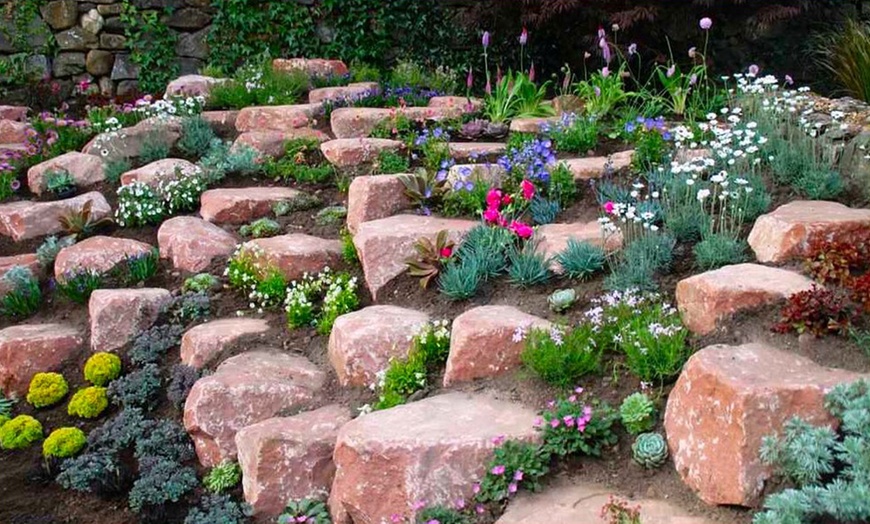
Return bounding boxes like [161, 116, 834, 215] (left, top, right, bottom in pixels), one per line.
[2, 8, 870, 524]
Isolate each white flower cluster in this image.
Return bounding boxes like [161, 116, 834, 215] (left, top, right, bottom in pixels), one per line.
[115, 181, 164, 227]
[134, 95, 206, 120]
[158, 171, 206, 214]
[285, 267, 358, 330]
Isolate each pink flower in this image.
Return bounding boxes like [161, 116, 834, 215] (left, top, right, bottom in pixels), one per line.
[700, 17, 713, 30]
[440, 246, 453, 259]
[628, 43, 637, 56]
[748, 64, 760, 76]
[550, 418, 560, 428]
[532, 416, 543, 428]
[455, 498, 466, 510]
[412, 500, 426, 511]
[666, 65, 676, 78]
[603, 201, 615, 214]
[482, 31, 491, 48]
[519, 27, 528, 46]
[563, 415, 575, 427]
[501, 193, 513, 206]
[467, 67, 474, 89]
[513, 470, 524, 481]
[601, 66, 610, 78]
[568, 395, 577, 403]
[491, 465, 506, 475]
[472, 483, 481, 494]
[529, 62, 535, 82]
[475, 504, 485, 515]
[508, 483, 518, 494]
[600, 38, 612, 64]
[575, 386, 584, 394]
[483, 208, 502, 225]
[485, 188, 503, 209]
[521, 179, 536, 200]
[485, 79, 492, 96]
[509, 221, 533, 239]
[688, 47, 697, 58]
[785, 74, 794, 85]
[492, 435, 506, 446]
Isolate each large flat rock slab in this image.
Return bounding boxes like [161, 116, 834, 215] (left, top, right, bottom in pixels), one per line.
[54, 235, 153, 281]
[664, 343, 865, 507]
[240, 234, 342, 283]
[330, 106, 471, 139]
[89, 288, 171, 353]
[676, 263, 817, 335]
[346, 174, 411, 235]
[353, 214, 477, 299]
[561, 150, 634, 179]
[0, 324, 84, 396]
[26, 152, 106, 195]
[748, 200, 870, 263]
[273, 58, 349, 78]
[165, 74, 227, 98]
[235, 104, 324, 133]
[158, 216, 237, 272]
[0, 191, 111, 242]
[83, 117, 182, 161]
[200, 187, 304, 224]
[180, 317, 271, 370]
[329, 392, 539, 524]
[233, 129, 328, 160]
[120, 158, 201, 188]
[308, 82, 378, 104]
[184, 351, 326, 467]
[320, 138, 403, 168]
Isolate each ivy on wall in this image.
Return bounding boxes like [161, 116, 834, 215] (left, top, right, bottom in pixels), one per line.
[0, 0, 54, 90]
[120, 0, 178, 95]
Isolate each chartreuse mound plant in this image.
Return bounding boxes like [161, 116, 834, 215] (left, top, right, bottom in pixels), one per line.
[26, 372, 70, 408]
[619, 392, 657, 435]
[43, 427, 87, 459]
[0, 415, 43, 450]
[84, 352, 122, 386]
[67, 386, 109, 419]
[754, 379, 870, 524]
[204, 461, 242, 493]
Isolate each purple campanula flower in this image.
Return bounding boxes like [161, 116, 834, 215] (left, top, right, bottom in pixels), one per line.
[628, 43, 637, 56]
[482, 31, 491, 48]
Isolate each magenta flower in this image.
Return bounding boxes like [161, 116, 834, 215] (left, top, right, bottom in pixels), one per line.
[603, 201, 615, 214]
[529, 62, 535, 82]
[519, 27, 528, 46]
[455, 498, 466, 510]
[483, 208, 501, 224]
[601, 66, 610, 78]
[508, 483, 518, 494]
[597, 26, 606, 39]
[550, 418, 560, 428]
[472, 483, 481, 494]
[492, 435, 506, 446]
[514, 470, 524, 481]
[700, 17, 713, 30]
[412, 500, 426, 511]
[575, 386, 584, 394]
[491, 465, 506, 475]
[485, 188, 502, 209]
[485, 79, 492, 96]
[509, 220, 533, 239]
[467, 67, 473, 89]
[563, 415, 575, 427]
[532, 416, 543, 428]
[482, 31, 491, 48]
[476, 504, 486, 515]
[521, 179, 535, 200]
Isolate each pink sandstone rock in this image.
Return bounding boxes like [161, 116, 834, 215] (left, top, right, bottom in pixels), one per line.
[54, 235, 153, 281]
[561, 150, 634, 179]
[233, 129, 329, 160]
[509, 116, 559, 133]
[353, 214, 477, 299]
[664, 343, 865, 507]
[0, 191, 111, 242]
[308, 82, 379, 104]
[496, 479, 715, 524]
[184, 351, 326, 467]
[448, 142, 506, 161]
[158, 216, 238, 272]
[447, 163, 506, 186]
[200, 187, 304, 224]
[180, 317, 271, 370]
[273, 58, 349, 78]
[329, 392, 539, 524]
[0, 254, 41, 295]
[89, 288, 171, 353]
[428, 96, 483, 112]
[26, 152, 106, 195]
[320, 138, 403, 168]
[0, 119, 31, 143]
[536, 221, 624, 272]
[747, 200, 870, 263]
[0, 105, 29, 121]
[236, 405, 352, 518]
[443, 306, 551, 386]
[0, 143, 27, 157]
[676, 263, 816, 335]
[0, 324, 84, 396]
[327, 305, 430, 387]
[83, 117, 182, 161]
[164, 74, 227, 98]
[120, 158, 201, 187]
[330, 106, 467, 139]
[201, 110, 239, 137]
[346, 174, 411, 234]
[235, 104, 324, 133]
[241, 234, 342, 282]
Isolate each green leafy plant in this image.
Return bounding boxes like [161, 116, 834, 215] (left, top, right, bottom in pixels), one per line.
[130, 324, 185, 367]
[183, 273, 220, 294]
[44, 170, 76, 196]
[521, 324, 603, 387]
[815, 19, 870, 103]
[123, 249, 160, 285]
[601, 496, 642, 524]
[375, 149, 410, 174]
[140, 131, 171, 164]
[57, 269, 103, 304]
[538, 391, 619, 458]
[185, 494, 253, 524]
[179, 116, 217, 158]
[43, 427, 87, 459]
[0, 415, 43, 450]
[529, 196, 561, 225]
[693, 233, 747, 270]
[543, 113, 600, 153]
[340, 229, 358, 265]
[26, 372, 69, 408]
[209, 61, 309, 110]
[278, 498, 331, 524]
[556, 239, 606, 281]
[239, 218, 281, 238]
[59, 199, 113, 238]
[315, 206, 347, 226]
[405, 230, 455, 288]
[474, 440, 549, 504]
[574, 64, 630, 118]
[115, 182, 166, 228]
[284, 268, 359, 335]
[264, 137, 335, 183]
[226, 246, 289, 311]
[484, 71, 554, 123]
[616, 300, 689, 383]
[416, 506, 470, 524]
[619, 392, 656, 435]
[67, 386, 109, 419]
[204, 461, 242, 493]
[120, 0, 179, 94]
[0, 265, 41, 318]
[36, 235, 76, 267]
[105, 158, 132, 185]
[508, 241, 551, 288]
[632, 432, 669, 469]
[107, 364, 161, 409]
[168, 364, 202, 409]
[438, 257, 483, 301]
[129, 457, 199, 514]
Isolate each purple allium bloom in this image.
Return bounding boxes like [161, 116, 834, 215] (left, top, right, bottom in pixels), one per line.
[600, 38, 612, 64]
[491, 465, 506, 475]
[689, 74, 698, 85]
[688, 47, 697, 58]
[601, 66, 610, 78]
[10, 179, 20, 191]
[700, 17, 713, 30]
[519, 27, 528, 46]
[482, 31, 491, 48]
[748, 64, 760, 76]
[628, 43, 637, 56]
[467, 67, 473, 89]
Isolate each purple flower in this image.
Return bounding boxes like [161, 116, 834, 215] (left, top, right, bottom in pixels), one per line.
[785, 74, 794, 85]
[519, 27, 528, 46]
[514, 470, 524, 481]
[485, 79, 492, 96]
[688, 47, 697, 58]
[666, 65, 676, 78]
[508, 483, 518, 494]
[467, 67, 473, 89]
[10, 179, 20, 191]
[550, 418, 560, 428]
[748, 64, 760, 76]
[700, 17, 713, 30]
[628, 43, 637, 56]
[599, 38, 612, 64]
[593, 86, 601, 97]
[482, 31, 491, 48]
[597, 26, 606, 39]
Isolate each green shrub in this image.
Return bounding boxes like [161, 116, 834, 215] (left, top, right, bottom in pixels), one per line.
[438, 258, 483, 301]
[537, 392, 619, 458]
[183, 273, 220, 294]
[45, 170, 76, 196]
[529, 196, 561, 225]
[544, 113, 600, 154]
[185, 494, 253, 524]
[208, 63, 308, 110]
[26, 372, 69, 408]
[619, 392, 657, 435]
[693, 233, 747, 270]
[168, 292, 211, 324]
[0, 265, 42, 318]
[315, 206, 347, 226]
[130, 323, 185, 367]
[340, 229, 358, 265]
[441, 180, 489, 218]
[475, 440, 549, 504]
[108, 364, 161, 409]
[375, 150, 409, 174]
[508, 242, 551, 288]
[36, 235, 76, 267]
[129, 456, 198, 514]
[105, 158, 132, 185]
[140, 132, 171, 164]
[556, 239, 606, 281]
[179, 116, 217, 158]
[168, 364, 201, 409]
[521, 324, 603, 387]
[204, 461, 242, 493]
[284, 269, 359, 335]
[616, 301, 689, 383]
[134, 419, 194, 463]
[67, 386, 109, 419]
[239, 218, 281, 238]
[84, 352, 122, 386]
[0, 415, 43, 450]
[43, 427, 87, 459]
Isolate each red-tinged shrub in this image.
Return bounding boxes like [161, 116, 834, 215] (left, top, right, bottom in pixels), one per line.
[850, 273, 870, 314]
[804, 238, 863, 286]
[774, 285, 854, 337]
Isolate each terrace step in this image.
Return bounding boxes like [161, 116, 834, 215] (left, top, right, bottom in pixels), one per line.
[158, 216, 238, 273]
[346, 174, 412, 234]
[235, 103, 324, 133]
[164, 74, 228, 98]
[676, 263, 816, 335]
[0, 191, 111, 242]
[120, 158, 201, 187]
[320, 138, 403, 168]
[330, 106, 472, 139]
[89, 288, 171, 353]
[665, 343, 865, 507]
[199, 187, 305, 224]
[184, 350, 326, 467]
[200, 110, 239, 137]
[180, 317, 271, 369]
[447, 141, 506, 161]
[353, 214, 477, 300]
[83, 116, 182, 161]
[748, 200, 870, 263]
[561, 150, 634, 180]
[428, 95, 484, 112]
[509, 116, 559, 134]
[0, 105, 29, 121]
[307, 82, 379, 104]
[327, 305, 430, 387]
[447, 162, 505, 187]
[236, 405, 352, 518]
[272, 58, 349, 78]
[0, 323, 84, 396]
[238, 234, 343, 282]
[329, 392, 539, 524]
[443, 305, 551, 386]
[27, 151, 106, 195]
[233, 129, 328, 160]
[54, 235, 153, 282]
[0, 119, 31, 144]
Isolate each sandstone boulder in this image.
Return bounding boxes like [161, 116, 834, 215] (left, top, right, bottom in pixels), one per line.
[0, 324, 83, 396]
[89, 288, 171, 353]
[0, 192, 111, 242]
[240, 234, 342, 283]
[120, 158, 201, 187]
[158, 216, 237, 272]
[26, 152, 106, 195]
[54, 235, 152, 281]
[320, 138, 403, 168]
[235, 104, 324, 133]
[346, 174, 411, 234]
[200, 187, 304, 224]
[561, 150, 634, 180]
[180, 317, 271, 369]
